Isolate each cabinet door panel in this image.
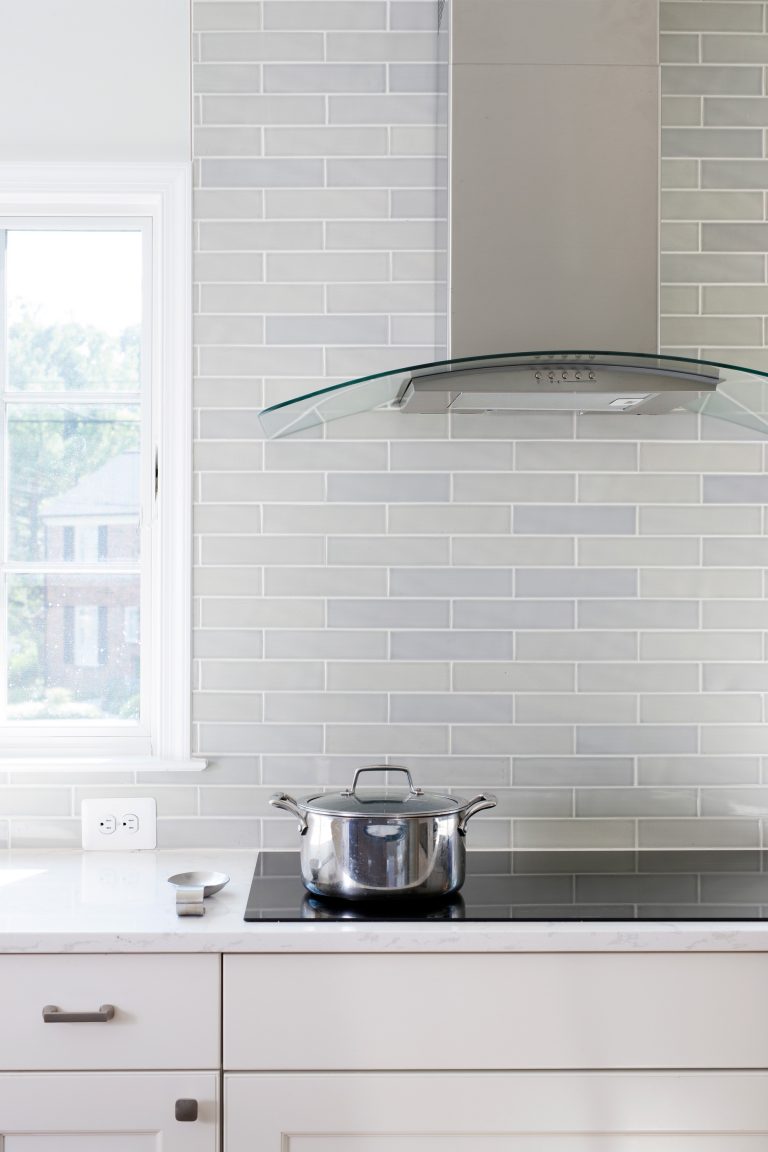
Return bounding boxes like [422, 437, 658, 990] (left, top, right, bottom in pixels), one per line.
[225, 1072, 768, 1151]
[0, 1073, 218, 1151]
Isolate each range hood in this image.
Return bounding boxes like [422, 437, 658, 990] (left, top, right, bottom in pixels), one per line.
[259, 0, 768, 440]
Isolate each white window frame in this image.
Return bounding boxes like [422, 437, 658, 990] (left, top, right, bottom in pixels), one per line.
[0, 163, 201, 772]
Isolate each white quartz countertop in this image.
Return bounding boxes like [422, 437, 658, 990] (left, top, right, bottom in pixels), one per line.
[2, 848, 768, 953]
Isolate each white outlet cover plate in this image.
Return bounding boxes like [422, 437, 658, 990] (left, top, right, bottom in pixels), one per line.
[81, 797, 157, 851]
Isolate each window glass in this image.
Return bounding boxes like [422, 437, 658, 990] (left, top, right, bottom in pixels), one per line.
[2, 227, 146, 729]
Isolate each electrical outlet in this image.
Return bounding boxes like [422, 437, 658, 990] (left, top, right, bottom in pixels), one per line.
[81, 798, 157, 851]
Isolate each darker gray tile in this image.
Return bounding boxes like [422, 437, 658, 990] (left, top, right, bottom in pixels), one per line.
[514, 506, 636, 535]
[704, 475, 768, 503]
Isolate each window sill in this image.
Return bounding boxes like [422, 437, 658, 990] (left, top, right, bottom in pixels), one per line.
[2, 757, 208, 773]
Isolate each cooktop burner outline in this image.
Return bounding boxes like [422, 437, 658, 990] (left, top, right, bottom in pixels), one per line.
[244, 849, 768, 922]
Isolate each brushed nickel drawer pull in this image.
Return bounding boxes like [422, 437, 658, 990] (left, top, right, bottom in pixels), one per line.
[42, 1004, 116, 1023]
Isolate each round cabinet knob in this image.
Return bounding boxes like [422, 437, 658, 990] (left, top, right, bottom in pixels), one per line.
[175, 1099, 199, 1123]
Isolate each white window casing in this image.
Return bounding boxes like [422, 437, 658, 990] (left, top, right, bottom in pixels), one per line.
[0, 163, 201, 772]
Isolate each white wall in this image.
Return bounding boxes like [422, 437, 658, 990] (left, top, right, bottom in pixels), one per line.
[0, 0, 190, 160]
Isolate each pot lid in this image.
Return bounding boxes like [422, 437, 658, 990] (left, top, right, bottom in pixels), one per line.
[302, 765, 461, 819]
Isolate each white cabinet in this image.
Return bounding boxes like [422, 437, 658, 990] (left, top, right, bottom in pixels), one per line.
[0, 1073, 218, 1150]
[226, 1071, 768, 1152]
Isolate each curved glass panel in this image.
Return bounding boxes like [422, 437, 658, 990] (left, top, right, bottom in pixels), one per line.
[258, 350, 768, 439]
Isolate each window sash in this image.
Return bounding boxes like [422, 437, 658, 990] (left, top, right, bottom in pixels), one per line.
[0, 164, 196, 769]
[0, 218, 151, 738]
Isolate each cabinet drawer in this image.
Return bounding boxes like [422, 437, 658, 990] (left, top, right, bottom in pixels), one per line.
[0, 954, 220, 1069]
[225, 953, 768, 1070]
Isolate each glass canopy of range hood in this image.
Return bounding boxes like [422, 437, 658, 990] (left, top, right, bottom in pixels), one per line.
[258, 351, 768, 440]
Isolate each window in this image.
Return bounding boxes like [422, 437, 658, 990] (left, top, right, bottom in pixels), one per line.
[0, 165, 195, 770]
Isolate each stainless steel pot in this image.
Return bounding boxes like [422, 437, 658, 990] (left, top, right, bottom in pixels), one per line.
[269, 765, 497, 901]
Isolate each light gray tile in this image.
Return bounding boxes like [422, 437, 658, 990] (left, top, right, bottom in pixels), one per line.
[703, 223, 768, 252]
[702, 286, 768, 314]
[579, 474, 700, 504]
[200, 158, 323, 187]
[705, 475, 768, 503]
[265, 630, 387, 659]
[0, 789, 71, 817]
[705, 97, 768, 127]
[662, 65, 763, 94]
[266, 126, 390, 156]
[266, 314, 388, 345]
[329, 93, 442, 124]
[390, 2, 437, 31]
[201, 284, 322, 314]
[326, 724, 448, 753]
[200, 472, 321, 503]
[704, 663, 768, 691]
[579, 599, 699, 629]
[641, 568, 761, 598]
[452, 726, 573, 755]
[453, 663, 574, 692]
[195, 3, 263, 31]
[201, 93, 325, 123]
[661, 315, 763, 344]
[264, 567, 387, 597]
[194, 64, 261, 94]
[576, 787, 697, 817]
[195, 251, 264, 281]
[264, 441, 388, 471]
[266, 188, 389, 219]
[514, 819, 635, 850]
[702, 788, 768, 816]
[517, 695, 636, 724]
[642, 692, 761, 722]
[576, 412, 699, 440]
[660, 33, 700, 63]
[158, 818, 262, 849]
[702, 726, 768, 753]
[327, 599, 449, 628]
[661, 3, 763, 32]
[200, 31, 323, 62]
[662, 97, 703, 127]
[578, 537, 700, 566]
[514, 506, 636, 535]
[517, 631, 638, 661]
[639, 818, 759, 848]
[266, 251, 390, 282]
[661, 252, 765, 280]
[452, 473, 575, 503]
[390, 568, 514, 597]
[579, 662, 700, 693]
[639, 756, 760, 785]
[703, 159, 768, 188]
[516, 441, 637, 472]
[640, 505, 762, 534]
[264, 63, 386, 93]
[489, 789, 572, 818]
[703, 600, 768, 628]
[328, 536, 450, 565]
[262, 504, 386, 534]
[264, 692, 387, 722]
[202, 660, 324, 691]
[198, 723, 323, 754]
[660, 221, 699, 251]
[514, 758, 634, 787]
[264, 2, 387, 30]
[194, 691, 265, 722]
[451, 537, 575, 567]
[389, 504, 510, 534]
[662, 158, 701, 188]
[327, 157, 445, 186]
[194, 127, 264, 158]
[577, 726, 698, 754]
[703, 33, 768, 62]
[200, 536, 324, 566]
[194, 629, 264, 658]
[194, 188, 266, 220]
[328, 661, 450, 691]
[663, 190, 764, 219]
[391, 694, 515, 723]
[663, 126, 762, 157]
[641, 442, 762, 472]
[327, 473, 449, 503]
[391, 440, 513, 472]
[327, 30, 436, 61]
[195, 567, 264, 596]
[641, 630, 763, 660]
[516, 569, 637, 598]
[201, 597, 323, 628]
[391, 631, 515, 660]
[453, 600, 574, 629]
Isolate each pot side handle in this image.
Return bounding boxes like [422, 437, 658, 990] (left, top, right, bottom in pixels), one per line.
[457, 793, 497, 837]
[269, 792, 308, 835]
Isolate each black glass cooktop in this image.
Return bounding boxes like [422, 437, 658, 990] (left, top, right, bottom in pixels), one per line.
[244, 849, 768, 922]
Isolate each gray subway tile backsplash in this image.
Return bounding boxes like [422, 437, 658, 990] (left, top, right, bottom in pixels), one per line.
[12, 0, 768, 850]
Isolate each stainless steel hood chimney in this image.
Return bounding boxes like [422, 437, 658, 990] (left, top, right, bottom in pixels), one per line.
[259, 0, 768, 440]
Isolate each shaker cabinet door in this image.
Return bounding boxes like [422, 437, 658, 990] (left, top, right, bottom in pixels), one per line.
[0, 1073, 218, 1151]
[225, 1071, 768, 1151]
